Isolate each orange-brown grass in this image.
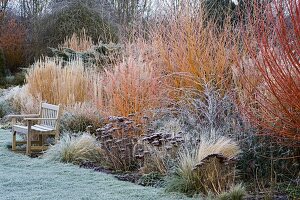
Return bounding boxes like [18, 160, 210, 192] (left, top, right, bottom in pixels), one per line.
[93, 50, 162, 119]
[26, 57, 94, 106]
[236, 0, 300, 143]
[150, 8, 240, 99]
[24, 40, 163, 122]
[59, 28, 94, 52]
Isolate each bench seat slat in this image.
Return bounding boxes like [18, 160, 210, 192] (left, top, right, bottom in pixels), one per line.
[33, 125, 55, 131]
[13, 125, 54, 134]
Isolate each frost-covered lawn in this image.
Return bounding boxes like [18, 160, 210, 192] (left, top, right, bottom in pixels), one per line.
[0, 129, 190, 200]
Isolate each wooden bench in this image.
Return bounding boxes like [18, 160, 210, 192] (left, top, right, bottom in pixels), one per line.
[9, 103, 61, 155]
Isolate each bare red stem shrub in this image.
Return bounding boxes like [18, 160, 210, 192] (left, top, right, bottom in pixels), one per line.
[236, 0, 300, 143]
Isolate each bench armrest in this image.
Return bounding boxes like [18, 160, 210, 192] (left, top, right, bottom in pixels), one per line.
[24, 118, 57, 121]
[7, 114, 39, 119]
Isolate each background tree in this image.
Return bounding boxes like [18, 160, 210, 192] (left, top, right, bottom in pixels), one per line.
[0, 48, 5, 78]
[0, 0, 9, 22]
[203, 0, 237, 26]
[0, 16, 27, 73]
[19, 0, 49, 19]
[28, 2, 118, 60]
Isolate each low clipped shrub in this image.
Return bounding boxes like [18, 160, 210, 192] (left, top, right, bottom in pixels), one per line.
[166, 136, 241, 196]
[44, 133, 103, 165]
[237, 134, 300, 192]
[277, 181, 300, 199]
[0, 97, 5, 118]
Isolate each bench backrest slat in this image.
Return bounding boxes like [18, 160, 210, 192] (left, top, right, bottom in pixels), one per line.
[39, 103, 60, 129]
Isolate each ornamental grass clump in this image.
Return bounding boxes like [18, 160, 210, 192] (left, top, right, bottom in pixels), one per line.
[44, 133, 103, 165]
[94, 50, 163, 120]
[167, 136, 241, 196]
[25, 57, 95, 106]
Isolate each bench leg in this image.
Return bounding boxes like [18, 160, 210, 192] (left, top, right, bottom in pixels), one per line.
[26, 132, 32, 156]
[12, 131, 17, 151]
[55, 133, 59, 143]
[39, 134, 43, 146]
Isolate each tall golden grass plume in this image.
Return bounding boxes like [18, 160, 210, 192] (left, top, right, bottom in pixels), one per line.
[25, 57, 94, 106]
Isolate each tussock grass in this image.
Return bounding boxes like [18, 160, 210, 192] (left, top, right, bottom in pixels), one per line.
[167, 136, 241, 196]
[196, 136, 241, 161]
[44, 133, 103, 165]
